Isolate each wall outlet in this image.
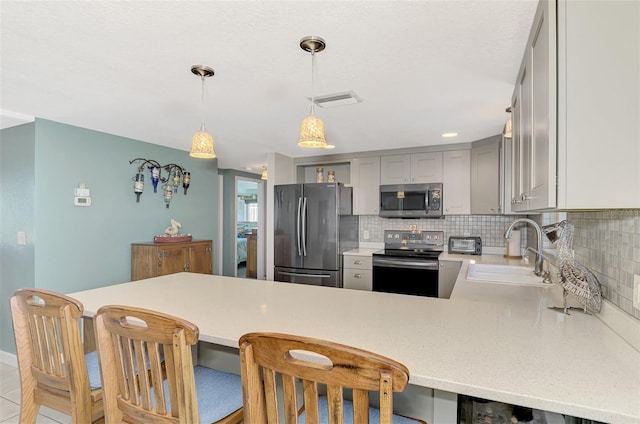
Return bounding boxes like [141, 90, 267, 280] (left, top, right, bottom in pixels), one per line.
[363, 230, 370, 240]
[634, 275, 640, 309]
[17, 231, 26, 245]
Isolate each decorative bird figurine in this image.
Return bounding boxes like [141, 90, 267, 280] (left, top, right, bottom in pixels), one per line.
[542, 220, 602, 315]
[164, 218, 182, 236]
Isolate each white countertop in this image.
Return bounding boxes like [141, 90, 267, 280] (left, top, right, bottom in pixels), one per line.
[69, 262, 640, 423]
[342, 248, 382, 256]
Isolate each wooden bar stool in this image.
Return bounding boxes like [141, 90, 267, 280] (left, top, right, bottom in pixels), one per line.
[94, 305, 244, 424]
[239, 332, 426, 424]
[10, 288, 104, 424]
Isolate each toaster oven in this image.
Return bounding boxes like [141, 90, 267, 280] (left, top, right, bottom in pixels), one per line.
[448, 236, 482, 255]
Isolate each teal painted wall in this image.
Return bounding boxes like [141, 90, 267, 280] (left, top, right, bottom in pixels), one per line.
[1, 119, 220, 353]
[1, 123, 36, 353]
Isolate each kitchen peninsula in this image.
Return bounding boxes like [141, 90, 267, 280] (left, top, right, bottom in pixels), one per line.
[69, 268, 640, 424]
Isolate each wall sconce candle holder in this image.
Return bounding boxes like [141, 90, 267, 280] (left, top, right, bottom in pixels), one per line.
[129, 158, 191, 208]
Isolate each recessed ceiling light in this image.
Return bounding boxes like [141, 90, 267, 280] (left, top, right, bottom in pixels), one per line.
[323, 144, 336, 149]
[441, 132, 458, 138]
[245, 167, 253, 171]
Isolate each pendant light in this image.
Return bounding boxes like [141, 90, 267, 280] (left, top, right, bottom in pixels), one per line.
[190, 65, 217, 159]
[260, 166, 268, 180]
[298, 36, 328, 148]
[503, 107, 513, 139]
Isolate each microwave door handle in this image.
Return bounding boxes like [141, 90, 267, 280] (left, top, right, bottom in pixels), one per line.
[297, 197, 303, 256]
[425, 191, 429, 211]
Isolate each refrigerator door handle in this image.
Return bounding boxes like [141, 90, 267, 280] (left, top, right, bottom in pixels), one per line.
[301, 197, 308, 256]
[296, 197, 303, 256]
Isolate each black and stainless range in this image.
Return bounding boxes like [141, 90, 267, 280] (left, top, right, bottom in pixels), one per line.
[372, 230, 444, 297]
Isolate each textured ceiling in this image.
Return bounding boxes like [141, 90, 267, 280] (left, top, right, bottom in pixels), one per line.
[0, 0, 537, 173]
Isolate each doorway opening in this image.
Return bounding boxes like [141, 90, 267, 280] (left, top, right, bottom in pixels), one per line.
[236, 178, 262, 278]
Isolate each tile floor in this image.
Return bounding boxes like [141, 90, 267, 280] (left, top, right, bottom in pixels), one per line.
[0, 362, 71, 423]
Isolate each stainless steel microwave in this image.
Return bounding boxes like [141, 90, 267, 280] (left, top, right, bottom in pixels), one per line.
[379, 183, 443, 218]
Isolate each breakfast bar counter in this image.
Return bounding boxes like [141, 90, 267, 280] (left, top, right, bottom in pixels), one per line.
[69, 271, 640, 423]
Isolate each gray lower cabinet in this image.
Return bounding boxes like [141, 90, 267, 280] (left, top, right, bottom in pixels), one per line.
[343, 255, 372, 291]
[438, 260, 461, 299]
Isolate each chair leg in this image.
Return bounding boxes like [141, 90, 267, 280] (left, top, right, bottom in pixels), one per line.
[17, 369, 38, 423]
[18, 395, 39, 424]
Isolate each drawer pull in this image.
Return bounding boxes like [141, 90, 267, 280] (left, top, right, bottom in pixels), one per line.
[354, 260, 362, 265]
[354, 273, 362, 278]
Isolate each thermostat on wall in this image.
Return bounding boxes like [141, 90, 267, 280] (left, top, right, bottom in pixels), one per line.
[74, 184, 91, 206]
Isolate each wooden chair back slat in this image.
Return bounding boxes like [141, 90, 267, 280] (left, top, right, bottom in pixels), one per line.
[239, 332, 418, 424]
[327, 385, 345, 424]
[281, 373, 298, 424]
[352, 389, 369, 423]
[10, 288, 103, 423]
[302, 380, 319, 424]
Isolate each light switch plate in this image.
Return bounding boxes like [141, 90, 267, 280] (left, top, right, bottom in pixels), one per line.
[633, 275, 640, 309]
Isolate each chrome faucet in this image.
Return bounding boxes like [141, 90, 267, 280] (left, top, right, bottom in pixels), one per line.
[504, 218, 544, 276]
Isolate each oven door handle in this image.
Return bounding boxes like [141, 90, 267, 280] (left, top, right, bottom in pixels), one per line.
[373, 258, 439, 270]
[278, 271, 331, 278]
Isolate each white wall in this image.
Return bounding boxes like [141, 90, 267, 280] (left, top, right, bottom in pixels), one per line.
[265, 152, 295, 280]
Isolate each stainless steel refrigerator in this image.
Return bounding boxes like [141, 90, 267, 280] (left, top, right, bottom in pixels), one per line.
[274, 183, 359, 287]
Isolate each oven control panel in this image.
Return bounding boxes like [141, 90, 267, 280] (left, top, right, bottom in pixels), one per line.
[383, 230, 444, 248]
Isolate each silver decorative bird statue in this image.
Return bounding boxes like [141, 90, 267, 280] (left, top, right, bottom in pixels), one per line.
[542, 220, 602, 314]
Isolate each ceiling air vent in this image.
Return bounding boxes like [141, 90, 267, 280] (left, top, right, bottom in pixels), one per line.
[309, 91, 363, 108]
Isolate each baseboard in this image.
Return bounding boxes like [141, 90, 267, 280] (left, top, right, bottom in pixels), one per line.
[596, 299, 640, 353]
[0, 350, 17, 367]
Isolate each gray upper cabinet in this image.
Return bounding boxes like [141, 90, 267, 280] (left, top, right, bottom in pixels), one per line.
[380, 153, 443, 184]
[510, 0, 640, 210]
[510, 0, 556, 212]
[471, 137, 502, 215]
[443, 150, 470, 215]
[350, 157, 381, 215]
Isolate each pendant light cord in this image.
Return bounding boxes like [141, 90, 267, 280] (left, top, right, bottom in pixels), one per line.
[310, 50, 316, 116]
[200, 75, 206, 131]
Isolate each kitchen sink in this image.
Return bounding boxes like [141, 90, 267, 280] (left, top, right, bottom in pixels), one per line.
[466, 263, 551, 287]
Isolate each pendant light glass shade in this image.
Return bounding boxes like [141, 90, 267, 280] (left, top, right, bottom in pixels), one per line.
[261, 166, 268, 180]
[189, 65, 217, 159]
[298, 115, 327, 147]
[503, 118, 512, 139]
[190, 127, 216, 158]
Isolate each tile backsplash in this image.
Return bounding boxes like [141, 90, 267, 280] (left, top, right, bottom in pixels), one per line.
[360, 211, 640, 321]
[359, 215, 528, 249]
[565, 210, 640, 320]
